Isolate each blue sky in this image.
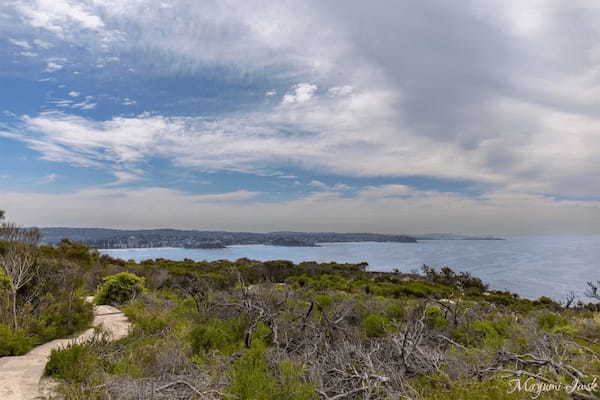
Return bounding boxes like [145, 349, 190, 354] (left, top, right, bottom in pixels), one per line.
[1, 0, 600, 233]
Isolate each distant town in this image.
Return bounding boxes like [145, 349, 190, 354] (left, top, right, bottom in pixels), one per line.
[39, 228, 503, 249]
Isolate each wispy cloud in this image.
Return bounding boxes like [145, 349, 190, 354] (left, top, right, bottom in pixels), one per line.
[6, 68, 600, 198]
[3, 0, 600, 232]
[38, 173, 59, 184]
[9, 38, 31, 49]
[45, 61, 63, 72]
[15, 0, 105, 37]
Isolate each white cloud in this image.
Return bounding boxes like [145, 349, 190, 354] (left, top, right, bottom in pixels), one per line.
[121, 98, 136, 105]
[33, 38, 53, 49]
[9, 68, 600, 198]
[358, 184, 411, 199]
[15, 0, 104, 37]
[68, 91, 80, 97]
[307, 180, 327, 189]
[110, 170, 142, 186]
[191, 190, 260, 203]
[306, 181, 351, 192]
[9, 38, 31, 49]
[5, 0, 600, 204]
[51, 99, 73, 107]
[38, 173, 59, 184]
[71, 101, 96, 110]
[282, 83, 317, 105]
[328, 85, 353, 97]
[45, 61, 63, 72]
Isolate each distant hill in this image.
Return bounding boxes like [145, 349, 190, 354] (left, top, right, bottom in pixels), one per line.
[39, 228, 418, 249]
[39, 228, 504, 249]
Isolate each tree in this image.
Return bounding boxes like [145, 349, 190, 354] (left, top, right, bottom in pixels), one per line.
[0, 214, 41, 330]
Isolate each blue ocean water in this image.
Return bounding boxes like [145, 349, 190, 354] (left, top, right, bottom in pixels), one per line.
[100, 235, 600, 300]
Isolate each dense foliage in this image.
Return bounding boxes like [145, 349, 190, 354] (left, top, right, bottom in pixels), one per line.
[95, 272, 146, 305]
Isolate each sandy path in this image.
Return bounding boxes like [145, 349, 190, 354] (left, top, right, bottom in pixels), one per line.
[0, 299, 130, 400]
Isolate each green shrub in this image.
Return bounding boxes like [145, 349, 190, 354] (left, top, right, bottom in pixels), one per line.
[276, 361, 318, 400]
[190, 317, 247, 356]
[385, 301, 405, 321]
[390, 280, 450, 298]
[537, 312, 567, 331]
[421, 265, 488, 292]
[95, 272, 146, 305]
[450, 327, 477, 347]
[225, 338, 318, 400]
[424, 306, 449, 330]
[45, 343, 99, 382]
[315, 294, 333, 309]
[534, 296, 560, 310]
[31, 298, 93, 342]
[0, 324, 34, 356]
[451, 317, 511, 349]
[472, 319, 510, 349]
[128, 310, 168, 337]
[123, 301, 169, 336]
[227, 340, 277, 399]
[0, 269, 11, 291]
[362, 314, 392, 338]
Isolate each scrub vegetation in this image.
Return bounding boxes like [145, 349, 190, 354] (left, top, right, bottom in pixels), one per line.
[2, 211, 600, 399]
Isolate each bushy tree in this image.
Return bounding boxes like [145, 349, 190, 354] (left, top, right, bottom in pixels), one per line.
[95, 272, 146, 305]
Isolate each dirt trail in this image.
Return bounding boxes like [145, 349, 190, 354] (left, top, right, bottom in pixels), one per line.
[0, 299, 130, 400]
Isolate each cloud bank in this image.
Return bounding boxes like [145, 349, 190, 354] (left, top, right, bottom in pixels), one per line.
[2, 0, 600, 232]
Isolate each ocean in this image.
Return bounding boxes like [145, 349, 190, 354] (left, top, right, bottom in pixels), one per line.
[100, 235, 600, 301]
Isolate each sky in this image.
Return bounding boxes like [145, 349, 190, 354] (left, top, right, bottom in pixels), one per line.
[1, 0, 600, 234]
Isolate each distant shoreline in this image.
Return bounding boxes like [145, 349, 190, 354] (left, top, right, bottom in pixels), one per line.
[41, 227, 504, 249]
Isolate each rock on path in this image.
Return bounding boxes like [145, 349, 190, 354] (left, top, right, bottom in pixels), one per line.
[0, 300, 130, 400]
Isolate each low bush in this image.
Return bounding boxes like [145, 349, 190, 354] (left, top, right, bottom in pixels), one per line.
[45, 343, 100, 382]
[0, 269, 10, 291]
[227, 340, 277, 399]
[0, 324, 34, 356]
[95, 272, 146, 305]
[472, 318, 510, 349]
[31, 298, 93, 342]
[226, 340, 317, 400]
[190, 317, 247, 356]
[425, 305, 449, 330]
[385, 301, 405, 321]
[275, 361, 318, 400]
[362, 314, 392, 338]
[537, 312, 568, 332]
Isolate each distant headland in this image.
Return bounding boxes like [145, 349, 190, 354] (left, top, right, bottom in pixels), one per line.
[39, 228, 504, 249]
